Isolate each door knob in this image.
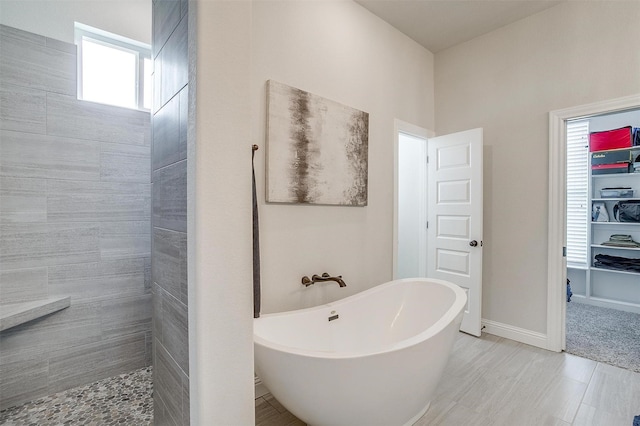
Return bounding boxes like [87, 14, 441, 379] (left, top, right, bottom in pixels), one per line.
[469, 240, 478, 247]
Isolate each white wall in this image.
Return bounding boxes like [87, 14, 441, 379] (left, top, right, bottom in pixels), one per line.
[0, 0, 151, 44]
[191, 1, 255, 424]
[251, 1, 434, 314]
[434, 1, 640, 335]
[589, 109, 640, 133]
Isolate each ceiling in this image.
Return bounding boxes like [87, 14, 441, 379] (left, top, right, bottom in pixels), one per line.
[355, 0, 564, 53]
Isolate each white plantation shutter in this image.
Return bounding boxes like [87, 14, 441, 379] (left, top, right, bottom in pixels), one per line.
[566, 120, 589, 266]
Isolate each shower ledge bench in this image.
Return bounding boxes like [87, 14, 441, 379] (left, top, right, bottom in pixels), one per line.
[0, 296, 71, 332]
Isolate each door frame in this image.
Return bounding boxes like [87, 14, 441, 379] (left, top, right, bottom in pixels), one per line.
[393, 120, 434, 279]
[547, 93, 640, 352]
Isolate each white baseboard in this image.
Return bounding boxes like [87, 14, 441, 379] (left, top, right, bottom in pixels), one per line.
[571, 296, 640, 314]
[481, 318, 548, 350]
[255, 376, 269, 399]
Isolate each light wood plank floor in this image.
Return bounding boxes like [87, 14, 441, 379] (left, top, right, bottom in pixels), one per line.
[255, 332, 640, 425]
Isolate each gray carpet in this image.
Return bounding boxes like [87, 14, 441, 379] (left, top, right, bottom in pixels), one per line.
[566, 301, 640, 373]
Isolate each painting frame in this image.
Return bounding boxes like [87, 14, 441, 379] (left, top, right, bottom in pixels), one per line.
[265, 80, 369, 206]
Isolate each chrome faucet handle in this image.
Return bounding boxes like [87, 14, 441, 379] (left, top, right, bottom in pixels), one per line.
[301, 276, 313, 286]
[321, 272, 330, 278]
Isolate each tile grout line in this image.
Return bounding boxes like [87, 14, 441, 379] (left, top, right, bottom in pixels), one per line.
[568, 358, 599, 425]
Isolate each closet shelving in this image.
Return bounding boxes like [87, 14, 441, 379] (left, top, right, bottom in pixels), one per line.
[577, 145, 640, 313]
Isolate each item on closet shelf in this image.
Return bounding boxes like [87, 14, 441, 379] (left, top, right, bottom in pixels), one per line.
[591, 150, 633, 165]
[633, 127, 640, 146]
[589, 126, 633, 152]
[593, 253, 640, 273]
[601, 234, 640, 248]
[600, 187, 634, 198]
[634, 154, 640, 173]
[592, 163, 632, 175]
[592, 202, 610, 222]
[613, 200, 640, 222]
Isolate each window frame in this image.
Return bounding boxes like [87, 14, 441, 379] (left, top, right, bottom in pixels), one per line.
[74, 22, 151, 111]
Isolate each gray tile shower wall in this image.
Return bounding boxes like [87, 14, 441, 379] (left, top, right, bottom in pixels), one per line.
[0, 24, 151, 411]
[152, 0, 190, 424]
[0, 26, 76, 96]
[47, 93, 150, 145]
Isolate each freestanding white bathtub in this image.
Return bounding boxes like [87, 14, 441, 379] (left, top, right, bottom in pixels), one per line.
[254, 278, 467, 426]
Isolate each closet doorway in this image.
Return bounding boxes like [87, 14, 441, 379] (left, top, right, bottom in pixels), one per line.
[565, 110, 640, 372]
[547, 95, 640, 372]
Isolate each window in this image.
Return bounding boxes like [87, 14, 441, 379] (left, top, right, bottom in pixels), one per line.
[566, 119, 589, 266]
[75, 23, 151, 110]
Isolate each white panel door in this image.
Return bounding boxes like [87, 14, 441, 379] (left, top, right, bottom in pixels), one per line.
[428, 128, 483, 336]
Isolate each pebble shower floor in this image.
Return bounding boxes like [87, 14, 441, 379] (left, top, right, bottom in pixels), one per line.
[0, 367, 152, 425]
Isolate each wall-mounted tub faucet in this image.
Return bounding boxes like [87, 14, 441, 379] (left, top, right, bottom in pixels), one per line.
[301, 273, 346, 288]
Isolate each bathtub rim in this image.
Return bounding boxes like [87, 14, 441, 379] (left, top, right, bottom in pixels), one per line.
[254, 277, 467, 360]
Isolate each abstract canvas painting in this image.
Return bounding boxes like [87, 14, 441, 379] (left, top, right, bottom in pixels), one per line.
[265, 80, 369, 206]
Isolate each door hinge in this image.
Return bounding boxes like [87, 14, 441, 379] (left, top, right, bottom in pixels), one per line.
[426, 156, 429, 164]
[562, 246, 567, 257]
[426, 221, 429, 229]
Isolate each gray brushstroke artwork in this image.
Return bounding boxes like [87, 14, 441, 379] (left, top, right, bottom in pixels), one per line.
[266, 80, 369, 206]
